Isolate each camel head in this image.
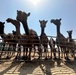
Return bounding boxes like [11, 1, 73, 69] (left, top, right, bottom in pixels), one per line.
[12, 30, 16, 35]
[67, 30, 73, 35]
[51, 18, 61, 26]
[67, 30, 73, 39]
[6, 18, 13, 23]
[0, 21, 5, 35]
[39, 20, 48, 28]
[16, 10, 30, 22]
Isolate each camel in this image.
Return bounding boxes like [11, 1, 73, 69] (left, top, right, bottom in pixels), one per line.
[6, 18, 20, 35]
[51, 18, 69, 60]
[49, 37, 56, 59]
[67, 30, 76, 59]
[6, 18, 32, 60]
[39, 20, 48, 60]
[0, 21, 17, 59]
[16, 10, 40, 60]
[6, 18, 22, 59]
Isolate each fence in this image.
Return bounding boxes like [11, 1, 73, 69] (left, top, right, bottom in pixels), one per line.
[0, 35, 76, 61]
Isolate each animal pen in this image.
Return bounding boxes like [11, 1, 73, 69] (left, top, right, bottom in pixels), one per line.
[0, 35, 76, 62]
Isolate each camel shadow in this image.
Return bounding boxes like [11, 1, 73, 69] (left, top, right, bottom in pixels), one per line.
[39, 60, 54, 75]
[64, 60, 76, 74]
[19, 60, 40, 75]
[0, 59, 63, 75]
[17, 59, 62, 75]
[0, 61, 22, 75]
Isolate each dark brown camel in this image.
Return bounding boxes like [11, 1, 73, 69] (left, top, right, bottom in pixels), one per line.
[39, 20, 48, 59]
[0, 21, 17, 59]
[6, 18, 33, 60]
[6, 18, 22, 59]
[16, 10, 40, 60]
[51, 18, 69, 60]
[67, 30, 76, 59]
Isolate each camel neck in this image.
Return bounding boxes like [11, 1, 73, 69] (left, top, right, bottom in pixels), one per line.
[68, 34, 72, 39]
[57, 25, 60, 36]
[22, 21, 29, 35]
[16, 26, 20, 35]
[41, 27, 45, 35]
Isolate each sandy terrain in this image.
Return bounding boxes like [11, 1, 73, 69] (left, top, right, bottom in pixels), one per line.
[0, 58, 76, 75]
[0, 51, 76, 75]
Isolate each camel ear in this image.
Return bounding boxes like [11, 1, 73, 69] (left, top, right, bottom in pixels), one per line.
[67, 31, 69, 33]
[46, 20, 48, 23]
[28, 13, 30, 16]
[50, 20, 52, 23]
[17, 10, 18, 12]
[39, 20, 41, 22]
[60, 18, 62, 21]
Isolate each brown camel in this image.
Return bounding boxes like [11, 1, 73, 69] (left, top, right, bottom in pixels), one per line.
[6, 18, 23, 59]
[51, 18, 69, 60]
[0, 21, 17, 59]
[39, 20, 48, 59]
[67, 30, 76, 59]
[49, 37, 56, 59]
[16, 10, 40, 60]
[6, 18, 32, 60]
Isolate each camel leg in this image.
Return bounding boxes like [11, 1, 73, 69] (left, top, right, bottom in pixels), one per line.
[0, 44, 3, 59]
[12, 46, 16, 57]
[71, 49, 76, 60]
[33, 47, 36, 57]
[58, 46, 60, 60]
[61, 48, 63, 58]
[65, 48, 69, 60]
[37, 46, 42, 59]
[28, 48, 32, 60]
[23, 47, 28, 61]
[23, 47, 25, 57]
[5, 43, 10, 59]
[50, 48, 53, 59]
[44, 47, 48, 60]
[15, 44, 21, 60]
[53, 48, 57, 59]
[18, 45, 21, 59]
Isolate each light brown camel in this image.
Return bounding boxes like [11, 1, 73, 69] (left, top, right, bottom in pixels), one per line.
[0, 21, 17, 59]
[51, 18, 69, 60]
[67, 30, 76, 59]
[39, 20, 48, 60]
[16, 10, 40, 60]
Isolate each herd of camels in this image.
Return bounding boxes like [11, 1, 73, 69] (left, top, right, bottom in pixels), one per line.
[0, 10, 76, 61]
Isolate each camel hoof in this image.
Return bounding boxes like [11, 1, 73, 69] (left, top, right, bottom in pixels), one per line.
[15, 56, 18, 60]
[74, 57, 76, 60]
[53, 57, 57, 60]
[57, 58, 61, 60]
[65, 57, 70, 60]
[6, 56, 10, 59]
[37, 57, 40, 60]
[49, 57, 52, 60]
[22, 56, 28, 60]
[28, 57, 31, 60]
[45, 57, 48, 60]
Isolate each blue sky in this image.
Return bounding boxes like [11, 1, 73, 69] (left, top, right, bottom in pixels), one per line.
[0, 0, 76, 39]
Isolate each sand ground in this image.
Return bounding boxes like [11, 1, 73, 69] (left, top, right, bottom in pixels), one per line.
[0, 51, 76, 75]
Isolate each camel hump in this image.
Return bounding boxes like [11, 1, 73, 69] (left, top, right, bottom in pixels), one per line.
[29, 29, 37, 36]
